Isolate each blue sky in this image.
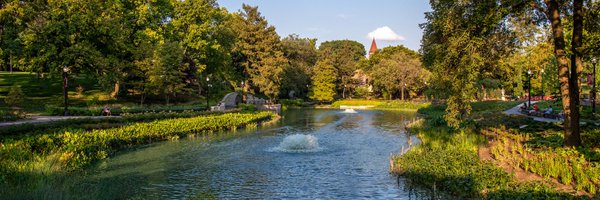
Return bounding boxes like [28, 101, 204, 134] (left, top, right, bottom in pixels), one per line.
[217, 0, 431, 52]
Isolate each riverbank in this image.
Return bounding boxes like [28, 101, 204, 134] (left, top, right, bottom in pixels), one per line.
[0, 111, 278, 197]
[329, 99, 431, 111]
[392, 101, 599, 199]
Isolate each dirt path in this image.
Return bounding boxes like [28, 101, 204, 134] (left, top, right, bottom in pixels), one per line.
[0, 116, 121, 127]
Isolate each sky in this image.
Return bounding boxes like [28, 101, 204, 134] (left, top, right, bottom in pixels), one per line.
[217, 0, 431, 53]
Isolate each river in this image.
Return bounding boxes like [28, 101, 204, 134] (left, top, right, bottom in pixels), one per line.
[49, 109, 436, 199]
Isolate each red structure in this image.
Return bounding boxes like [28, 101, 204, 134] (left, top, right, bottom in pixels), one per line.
[368, 38, 378, 57]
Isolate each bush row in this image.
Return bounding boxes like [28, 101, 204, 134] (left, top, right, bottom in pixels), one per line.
[0, 109, 240, 138]
[0, 111, 277, 185]
[0, 109, 27, 122]
[45, 104, 207, 116]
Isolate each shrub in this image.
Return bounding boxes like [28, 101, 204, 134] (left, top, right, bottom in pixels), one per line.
[0, 112, 276, 180]
[4, 86, 25, 107]
[238, 103, 256, 112]
[354, 86, 370, 98]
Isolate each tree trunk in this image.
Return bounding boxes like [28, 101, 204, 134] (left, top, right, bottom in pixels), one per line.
[545, 0, 581, 147]
[9, 55, 13, 74]
[63, 70, 69, 116]
[110, 81, 120, 99]
[567, 0, 583, 146]
[140, 93, 145, 105]
[401, 85, 405, 101]
[165, 93, 170, 106]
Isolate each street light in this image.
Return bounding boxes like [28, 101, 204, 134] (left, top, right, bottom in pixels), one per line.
[206, 76, 210, 110]
[62, 66, 69, 116]
[528, 69, 532, 108]
[593, 57, 598, 114]
[241, 81, 245, 104]
[541, 68, 545, 101]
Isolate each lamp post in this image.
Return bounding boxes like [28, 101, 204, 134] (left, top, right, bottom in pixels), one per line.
[62, 66, 69, 116]
[528, 69, 532, 108]
[541, 68, 545, 101]
[241, 81, 245, 104]
[593, 57, 598, 114]
[206, 76, 210, 110]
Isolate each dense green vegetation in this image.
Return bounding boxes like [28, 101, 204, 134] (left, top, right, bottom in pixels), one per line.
[331, 99, 430, 111]
[393, 101, 599, 198]
[0, 111, 277, 196]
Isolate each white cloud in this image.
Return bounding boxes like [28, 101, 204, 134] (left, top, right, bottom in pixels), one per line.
[367, 26, 405, 41]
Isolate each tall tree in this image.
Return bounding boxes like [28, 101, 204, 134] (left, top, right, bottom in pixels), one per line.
[145, 41, 187, 105]
[171, 0, 234, 96]
[20, 0, 114, 114]
[369, 46, 429, 100]
[318, 40, 366, 99]
[421, 0, 518, 128]
[232, 4, 287, 101]
[0, 0, 26, 73]
[544, 0, 583, 146]
[281, 34, 318, 99]
[311, 59, 337, 102]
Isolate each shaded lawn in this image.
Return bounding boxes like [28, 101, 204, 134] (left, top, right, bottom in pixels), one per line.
[0, 71, 105, 113]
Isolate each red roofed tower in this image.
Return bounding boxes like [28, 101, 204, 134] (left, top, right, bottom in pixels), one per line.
[368, 38, 378, 58]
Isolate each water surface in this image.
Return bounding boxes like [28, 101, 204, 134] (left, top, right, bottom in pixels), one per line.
[56, 109, 435, 199]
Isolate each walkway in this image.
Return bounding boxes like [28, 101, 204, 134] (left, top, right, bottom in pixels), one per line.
[0, 116, 121, 127]
[503, 101, 562, 123]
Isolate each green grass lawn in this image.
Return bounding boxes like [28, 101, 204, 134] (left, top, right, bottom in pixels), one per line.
[0, 71, 106, 114]
[0, 71, 221, 115]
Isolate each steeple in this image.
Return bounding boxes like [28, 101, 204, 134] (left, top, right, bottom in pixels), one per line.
[368, 38, 378, 57]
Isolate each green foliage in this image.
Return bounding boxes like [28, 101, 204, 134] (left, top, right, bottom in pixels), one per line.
[4, 86, 25, 107]
[0, 108, 26, 122]
[279, 99, 304, 110]
[330, 99, 430, 111]
[395, 101, 597, 198]
[238, 103, 256, 112]
[318, 40, 366, 98]
[0, 112, 276, 185]
[353, 86, 369, 98]
[280, 34, 317, 99]
[310, 59, 337, 102]
[490, 129, 600, 195]
[232, 4, 287, 101]
[421, 1, 518, 128]
[144, 41, 187, 105]
[393, 127, 512, 198]
[365, 45, 430, 100]
[0, 109, 241, 137]
[44, 104, 207, 116]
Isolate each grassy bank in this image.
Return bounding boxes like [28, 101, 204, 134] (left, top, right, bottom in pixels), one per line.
[0, 111, 277, 196]
[331, 99, 430, 110]
[392, 101, 598, 199]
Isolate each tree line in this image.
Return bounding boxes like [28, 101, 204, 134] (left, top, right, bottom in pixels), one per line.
[0, 1, 428, 105]
[422, 0, 600, 147]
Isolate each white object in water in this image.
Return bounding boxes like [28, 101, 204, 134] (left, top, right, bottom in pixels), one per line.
[342, 108, 357, 113]
[272, 134, 321, 153]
